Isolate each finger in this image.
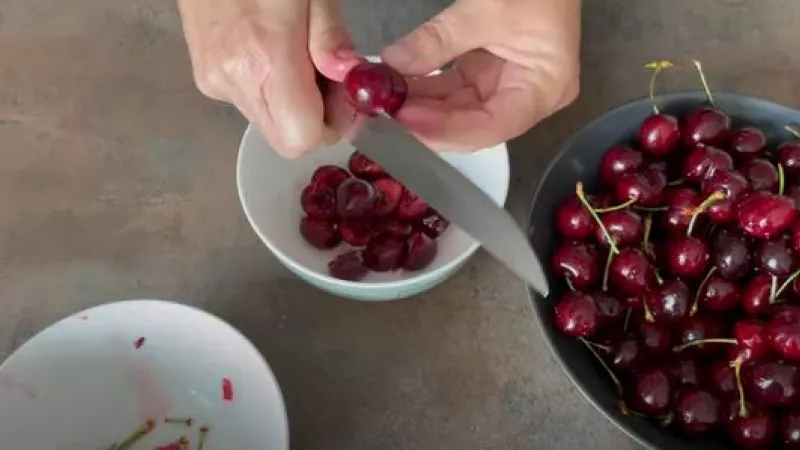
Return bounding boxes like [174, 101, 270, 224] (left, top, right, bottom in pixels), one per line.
[308, 0, 361, 82]
[381, 1, 484, 76]
[406, 69, 465, 99]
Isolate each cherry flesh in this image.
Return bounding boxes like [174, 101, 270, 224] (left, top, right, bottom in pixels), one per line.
[371, 178, 404, 216]
[396, 189, 429, 221]
[599, 146, 644, 185]
[681, 107, 731, 147]
[683, 146, 734, 183]
[638, 114, 680, 156]
[328, 250, 368, 281]
[744, 360, 800, 407]
[739, 158, 778, 192]
[300, 217, 341, 249]
[665, 236, 710, 279]
[378, 218, 413, 238]
[363, 234, 407, 271]
[337, 178, 376, 219]
[403, 232, 437, 271]
[301, 183, 337, 220]
[417, 210, 450, 239]
[755, 237, 797, 276]
[348, 151, 388, 180]
[713, 228, 752, 280]
[343, 61, 408, 116]
[699, 275, 740, 313]
[551, 241, 601, 290]
[311, 165, 351, 189]
[645, 279, 690, 324]
[609, 248, 653, 296]
[738, 192, 797, 240]
[554, 291, 599, 337]
[674, 387, 721, 434]
[555, 196, 594, 239]
[595, 209, 644, 248]
[340, 218, 373, 246]
[729, 127, 767, 161]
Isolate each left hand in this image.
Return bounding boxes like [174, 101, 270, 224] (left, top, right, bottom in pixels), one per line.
[381, 0, 582, 152]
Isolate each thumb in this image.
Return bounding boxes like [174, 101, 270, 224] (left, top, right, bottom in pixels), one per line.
[308, 0, 361, 82]
[381, 2, 482, 76]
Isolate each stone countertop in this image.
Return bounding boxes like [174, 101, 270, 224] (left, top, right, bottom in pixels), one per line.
[1, 0, 799, 448]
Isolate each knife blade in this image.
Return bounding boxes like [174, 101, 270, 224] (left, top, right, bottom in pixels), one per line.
[352, 115, 549, 296]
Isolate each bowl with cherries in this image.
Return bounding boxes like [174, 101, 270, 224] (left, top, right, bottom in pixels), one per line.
[237, 57, 509, 301]
[529, 60, 800, 449]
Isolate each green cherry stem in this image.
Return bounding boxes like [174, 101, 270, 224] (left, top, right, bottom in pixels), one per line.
[643, 295, 656, 322]
[690, 266, 717, 316]
[673, 338, 736, 352]
[576, 182, 620, 255]
[623, 308, 632, 333]
[644, 60, 674, 114]
[776, 267, 800, 300]
[565, 277, 576, 292]
[687, 191, 726, 236]
[580, 337, 623, 396]
[116, 420, 156, 450]
[602, 250, 614, 292]
[595, 197, 638, 213]
[730, 359, 749, 418]
[786, 125, 800, 140]
[634, 206, 669, 212]
[667, 178, 685, 187]
[692, 59, 716, 107]
[779, 163, 786, 196]
[770, 274, 779, 304]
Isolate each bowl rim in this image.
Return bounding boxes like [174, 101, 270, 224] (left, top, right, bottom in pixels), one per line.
[524, 90, 800, 450]
[0, 299, 290, 450]
[236, 125, 510, 291]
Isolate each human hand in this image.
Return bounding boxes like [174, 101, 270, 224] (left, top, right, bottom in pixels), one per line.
[177, 0, 362, 157]
[381, 0, 581, 152]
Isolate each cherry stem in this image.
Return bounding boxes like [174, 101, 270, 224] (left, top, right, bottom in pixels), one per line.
[690, 266, 717, 316]
[576, 182, 620, 254]
[565, 277, 576, 292]
[198, 426, 210, 450]
[705, 223, 718, 237]
[653, 268, 664, 285]
[673, 338, 736, 352]
[776, 267, 800, 300]
[667, 178, 684, 187]
[692, 59, 716, 107]
[584, 340, 611, 353]
[687, 191, 726, 236]
[644, 60, 674, 114]
[643, 296, 655, 323]
[602, 250, 614, 291]
[779, 163, 786, 196]
[623, 308, 632, 333]
[595, 197, 638, 213]
[786, 125, 800, 141]
[770, 274, 778, 304]
[731, 360, 748, 418]
[634, 206, 669, 212]
[579, 337, 623, 396]
[116, 420, 156, 450]
[164, 417, 193, 426]
[642, 213, 653, 257]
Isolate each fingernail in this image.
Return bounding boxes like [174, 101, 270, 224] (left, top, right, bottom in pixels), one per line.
[335, 48, 361, 62]
[381, 43, 415, 68]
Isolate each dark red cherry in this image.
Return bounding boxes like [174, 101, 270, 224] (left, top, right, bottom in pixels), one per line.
[727, 406, 776, 449]
[553, 291, 599, 337]
[683, 146, 734, 183]
[791, 219, 800, 255]
[675, 315, 726, 356]
[662, 187, 702, 236]
[698, 275, 740, 313]
[301, 183, 338, 220]
[371, 178, 404, 216]
[599, 146, 644, 185]
[713, 228, 752, 280]
[638, 321, 673, 356]
[638, 114, 680, 156]
[681, 107, 731, 147]
[778, 141, 800, 178]
[608, 336, 642, 372]
[710, 359, 738, 398]
[363, 234, 407, 271]
[701, 170, 749, 224]
[788, 185, 800, 206]
[615, 168, 667, 207]
[310, 164, 351, 189]
[739, 158, 778, 192]
[336, 178, 376, 219]
[328, 250, 368, 281]
[343, 61, 408, 116]
[766, 313, 800, 360]
[593, 292, 624, 328]
[555, 196, 593, 240]
[771, 305, 800, 323]
[595, 209, 644, 248]
[551, 241, 601, 290]
[645, 280, 690, 324]
[731, 320, 770, 363]
[377, 218, 413, 238]
[609, 248, 653, 296]
[665, 358, 704, 387]
[756, 237, 797, 276]
[674, 387, 721, 434]
[779, 409, 800, 449]
[744, 360, 800, 407]
[348, 151, 388, 180]
[299, 216, 341, 249]
[665, 236, 710, 279]
[729, 127, 767, 160]
[417, 210, 449, 239]
[396, 189, 429, 221]
[625, 366, 673, 415]
[738, 192, 797, 240]
[403, 232, 437, 271]
[742, 273, 774, 317]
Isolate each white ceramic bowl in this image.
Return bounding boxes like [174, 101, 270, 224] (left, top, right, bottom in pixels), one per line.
[237, 127, 509, 301]
[0, 300, 289, 450]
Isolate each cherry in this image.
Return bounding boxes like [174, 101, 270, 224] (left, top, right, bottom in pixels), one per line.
[756, 237, 797, 276]
[698, 274, 740, 313]
[615, 167, 667, 207]
[766, 312, 800, 360]
[625, 366, 673, 415]
[742, 274, 775, 317]
[662, 187, 702, 236]
[674, 387, 721, 434]
[363, 234, 407, 271]
[675, 315, 726, 356]
[343, 61, 408, 116]
[738, 192, 797, 240]
[779, 127, 800, 178]
[792, 220, 800, 254]
[683, 146, 734, 183]
[713, 228, 752, 280]
[682, 107, 731, 147]
[594, 209, 644, 248]
[340, 219, 373, 246]
[710, 359, 738, 398]
[739, 158, 778, 192]
[771, 305, 800, 323]
[638, 321, 673, 356]
[727, 406, 776, 449]
[328, 250, 368, 281]
[788, 185, 800, 206]
[396, 189, 429, 221]
[700, 170, 749, 224]
[731, 320, 770, 363]
[609, 248, 653, 296]
[729, 127, 767, 161]
[299, 216, 341, 249]
[665, 236, 709, 279]
[551, 241, 601, 290]
[417, 210, 450, 239]
[555, 196, 594, 240]
[310, 165, 351, 189]
[780, 409, 800, 448]
[665, 357, 704, 387]
[402, 232, 437, 271]
[639, 115, 680, 157]
[608, 336, 643, 372]
[599, 146, 644, 185]
[348, 151, 388, 180]
[744, 360, 800, 407]
[371, 178, 404, 216]
[593, 292, 624, 328]
[377, 218, 413, 238]
[301, 183, 337, 220]
[554, 291, 599, 337]
[336, 178, 376, 219]
[645, 279, 690, 324]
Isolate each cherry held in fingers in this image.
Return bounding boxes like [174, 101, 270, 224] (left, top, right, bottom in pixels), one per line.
[343, 61, 408, 116]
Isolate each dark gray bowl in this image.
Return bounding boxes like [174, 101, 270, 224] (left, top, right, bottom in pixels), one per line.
[527, 91, 800, 449]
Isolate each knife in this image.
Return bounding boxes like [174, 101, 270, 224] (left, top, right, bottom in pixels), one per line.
[352, 115, 550, 297]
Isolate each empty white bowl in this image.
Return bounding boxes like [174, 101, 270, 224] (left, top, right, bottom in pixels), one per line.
[237, 127, 510, 301]
[0, 300, 289, 450]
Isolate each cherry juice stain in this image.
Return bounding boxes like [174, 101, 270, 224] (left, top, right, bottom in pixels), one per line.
[134, 336, 146, 349]
[222, 377, 234, 402]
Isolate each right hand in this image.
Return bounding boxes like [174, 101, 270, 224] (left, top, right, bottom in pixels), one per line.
[177, 0, 362, 158]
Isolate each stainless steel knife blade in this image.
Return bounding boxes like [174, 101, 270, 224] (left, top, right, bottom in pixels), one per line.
[352, 115, 549, 296]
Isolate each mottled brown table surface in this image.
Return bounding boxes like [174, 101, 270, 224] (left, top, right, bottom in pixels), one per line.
[1, 1, 799, 449]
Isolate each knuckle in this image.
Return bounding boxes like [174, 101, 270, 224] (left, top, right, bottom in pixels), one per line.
[418, 17, 453, 53]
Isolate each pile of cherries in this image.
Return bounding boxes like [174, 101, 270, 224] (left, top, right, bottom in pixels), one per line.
[551, 60, 800, 448]
[299, 151, 449, 281]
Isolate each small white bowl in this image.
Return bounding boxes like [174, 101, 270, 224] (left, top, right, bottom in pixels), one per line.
[237, 127, 509, 301]
[0, 300, 289, 450]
